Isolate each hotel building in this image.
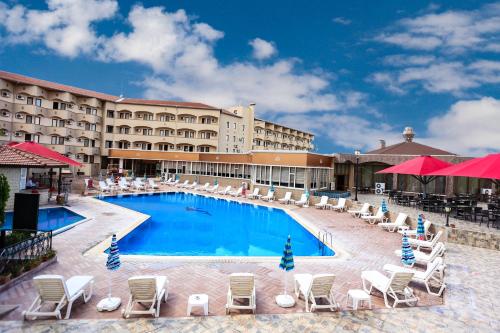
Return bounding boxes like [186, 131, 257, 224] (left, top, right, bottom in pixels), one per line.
[0, 71, 314, 176]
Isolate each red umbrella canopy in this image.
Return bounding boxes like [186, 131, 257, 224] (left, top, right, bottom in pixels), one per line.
[8, 141, 82, 167]
[427, 153, 500, 181]
[376, 156, 453, 176]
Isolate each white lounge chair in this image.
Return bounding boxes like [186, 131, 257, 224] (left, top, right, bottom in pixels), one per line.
[122, 276, 168, 318]
[294, 274, 339, 312]
[260, 189, 275, 201]
[347, 203, 370, 217]
[408, 230, 443, 251]
[314, 196, 329, 209]
[170, 179, 180, 186]
[395, 242, 445, 265]
[133, 180, 145, 191]
[176, 180, 189, 188]
[225, 273, 256, 314]
[105, 178, 116, 189]
[99, 181, 111, 193]
[148, 179, 159, 190]
[247, 188, 260, 199]
[218, 185, 232, 195]
[206, 184, 219, 193]
[23, 274, 94, 320]
[278, 192, 293, 204]
[361, 270, 418, 308]
[185, 181, 198, 189]
[119, 182, 130, 192]
[161, 177, 172, 185]
[327, 198, 346, 212]
[195, 183, 210, 191]
[292, 193, 308, 207]
[379, 213, 408, 232]
[230, 187, 243, 197]
[383, 257, 446, 296]
[361, 207, 388, 224]
[398, 220, 432, 239]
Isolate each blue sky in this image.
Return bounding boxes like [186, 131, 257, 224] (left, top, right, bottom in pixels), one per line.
[1, 0, 499, 155]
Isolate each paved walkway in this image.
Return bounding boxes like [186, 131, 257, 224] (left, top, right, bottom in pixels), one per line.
[0, 188, 498, 331]
[1, 243, 498, 332]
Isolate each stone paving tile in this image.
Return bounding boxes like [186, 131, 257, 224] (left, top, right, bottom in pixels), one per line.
[0, 188, 498, 332]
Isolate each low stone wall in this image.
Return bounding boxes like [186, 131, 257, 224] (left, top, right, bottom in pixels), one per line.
[446, 227, 500, 250]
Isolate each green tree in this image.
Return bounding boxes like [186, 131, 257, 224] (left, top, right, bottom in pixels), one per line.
[0, 174, 10, 227]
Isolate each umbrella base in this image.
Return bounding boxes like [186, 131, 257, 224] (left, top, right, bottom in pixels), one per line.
[97, 297, 121, 312]
[276, 294, 295, 308]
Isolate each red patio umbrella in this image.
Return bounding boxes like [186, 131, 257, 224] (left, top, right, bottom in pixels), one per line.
[376, 156, 453, 196]
[8, 141, 81, 166]
[427, 153, 500, 186]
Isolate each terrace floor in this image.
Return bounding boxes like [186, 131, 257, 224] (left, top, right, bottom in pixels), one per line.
[0, 187, 498, 332]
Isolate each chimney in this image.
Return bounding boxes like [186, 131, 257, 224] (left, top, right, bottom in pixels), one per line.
[402, 127, 415, 142]
[379, 139, 386, 149]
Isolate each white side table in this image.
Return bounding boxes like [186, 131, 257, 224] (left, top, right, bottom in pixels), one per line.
[187, 294, 208, 316]
[346, 289, 371, 310]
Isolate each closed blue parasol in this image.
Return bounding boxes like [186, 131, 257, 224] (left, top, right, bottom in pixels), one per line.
[416, 214, 426, 241]
[401, 232, 416, 267]
[97, 234, 122, 311]
[381, 199, 388, 213]
[276, 235, 295, 307]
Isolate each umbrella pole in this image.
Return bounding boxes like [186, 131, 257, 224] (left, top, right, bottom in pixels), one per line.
[284, 270, 287, 296]
[108, 273, 112, 300]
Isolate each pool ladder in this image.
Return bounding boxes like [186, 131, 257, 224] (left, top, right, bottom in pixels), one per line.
[317, 229, 333, 255]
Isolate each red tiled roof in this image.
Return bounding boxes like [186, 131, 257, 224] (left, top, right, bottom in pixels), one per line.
[0, 70, 119, 101]
[0, 145, 68, 167]
[366, 141, 455, 156]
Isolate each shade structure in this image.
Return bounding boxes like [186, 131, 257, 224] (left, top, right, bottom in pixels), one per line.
[401, 232, 416, 267]
[427, 153, 500, 186]
[98, 234, 121, 312]
[381, 199, 388, 213]
[416, 214, 425, 241]
[8, 141, 81, 167]
[376, 156, 453, 196]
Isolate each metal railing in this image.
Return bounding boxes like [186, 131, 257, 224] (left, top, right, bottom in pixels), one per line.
[0, 230, 53, 274]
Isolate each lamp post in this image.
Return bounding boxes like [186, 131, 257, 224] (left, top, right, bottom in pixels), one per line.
[444, 204, 451, 227]
[354, 150, 361, 202]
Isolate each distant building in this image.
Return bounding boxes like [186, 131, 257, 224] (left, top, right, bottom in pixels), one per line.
[0, 71, 314, 176]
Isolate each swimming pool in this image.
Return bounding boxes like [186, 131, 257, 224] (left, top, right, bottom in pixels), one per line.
[100, 192, 334, 257]
[2, 207, 85, 232]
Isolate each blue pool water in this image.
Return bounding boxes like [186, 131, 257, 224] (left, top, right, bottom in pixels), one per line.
[2, 207, 85, 232]
[101, 192, 334, 257]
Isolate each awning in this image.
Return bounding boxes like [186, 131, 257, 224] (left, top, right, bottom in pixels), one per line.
[8, 141, 81, 167]
[376, 156, 453, 176]
[0, 145, 68, 168]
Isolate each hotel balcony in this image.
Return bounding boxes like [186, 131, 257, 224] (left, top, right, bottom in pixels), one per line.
[14, 104, 50, 117]
[12, 122, 46, 135]
[46, 126, 75, 137]
[75, 113, 100, 124]
[69, 146, 100, 156]
[46, 109, 73, 119]
[46, 144, 70, 154]
[74, 129, 101, 140]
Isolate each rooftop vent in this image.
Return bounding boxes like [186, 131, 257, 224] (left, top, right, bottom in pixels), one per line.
[379, 139, 386, 149]
[403, 127, 415, 142]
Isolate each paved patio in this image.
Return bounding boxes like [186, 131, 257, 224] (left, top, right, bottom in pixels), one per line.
[1, 188, 498, 331]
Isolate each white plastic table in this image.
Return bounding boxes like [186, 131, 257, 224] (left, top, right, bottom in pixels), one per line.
[187, 294, 208, 316]
[346, 289, 372, 310]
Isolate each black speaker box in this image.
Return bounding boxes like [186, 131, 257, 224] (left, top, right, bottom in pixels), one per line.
[12, 193, 40, 231]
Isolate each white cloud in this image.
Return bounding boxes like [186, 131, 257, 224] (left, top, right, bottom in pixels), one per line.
[0, 0, 118, 57]
[382, 55, 436, 66]
[366, 72, 406, 94]
[375, 3, 500, 54]
[332, 17, 351, 25]
[422, 97, 500, 155]
[249, 38, 277, 60]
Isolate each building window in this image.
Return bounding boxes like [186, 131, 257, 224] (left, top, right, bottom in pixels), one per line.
[51, 118, 64, 127]
[27, 97, 33, 105]
[106, 125, 113, 133]
[51, 136, 64, 145]
[105, 140, 113, 148]
[24, 133, 39, 142]
[233, 123, 236, 129]
[225, 135, 229, 141]
[35, 98, 42, 107]
[106, 110, 114, 118]
[226, 121, 229, 128]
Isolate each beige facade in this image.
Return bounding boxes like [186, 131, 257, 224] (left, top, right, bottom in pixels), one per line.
[0, 71, 315, 176]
